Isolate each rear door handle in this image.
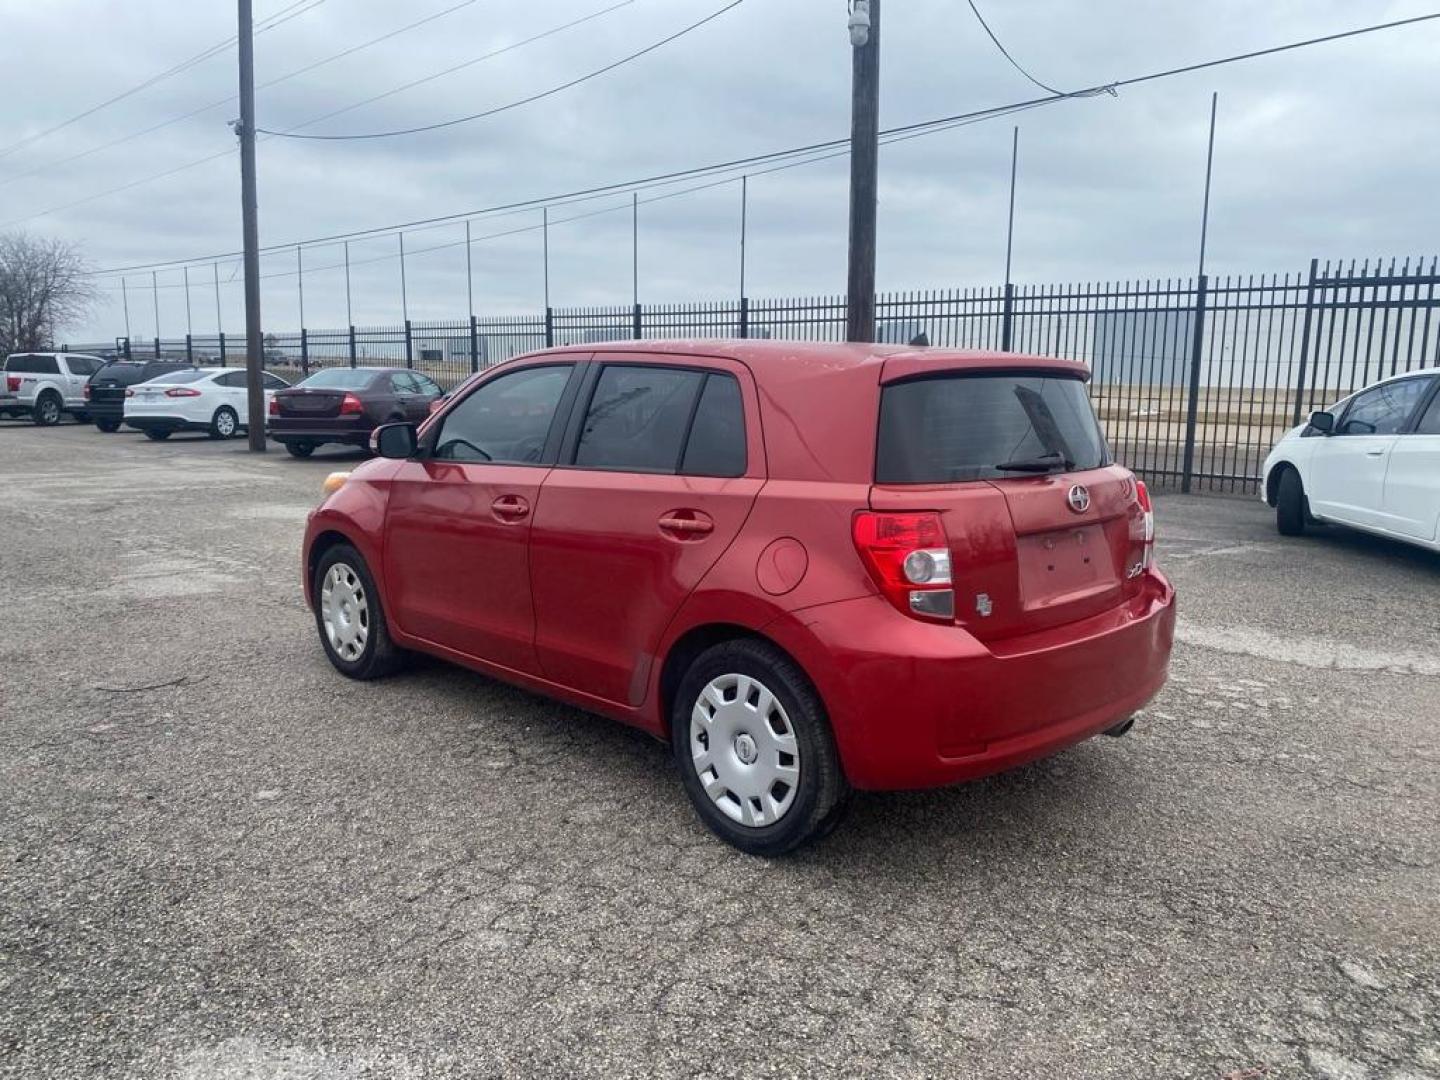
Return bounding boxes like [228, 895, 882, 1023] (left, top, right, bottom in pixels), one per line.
[491, 494, 530, 522]
[659, 510, 714, 539]
[1365, 449, 1387, 457]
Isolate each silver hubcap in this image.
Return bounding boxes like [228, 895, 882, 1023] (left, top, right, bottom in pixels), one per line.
[690, 673, 800, 828]
[217, 410, 236, 435]
[320, 563, 369, 661]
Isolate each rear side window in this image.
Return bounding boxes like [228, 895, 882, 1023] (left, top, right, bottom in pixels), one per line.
[433, 365, 572, 464]
[681, 373, 747, 477]
[876, 373, 1108, 483]
[149, 370, 207, 385]
[576, 365, 704, 473]
[65, 356, 102, 376]
[5, 354, 59, 375]
[215, 371, 247, 388]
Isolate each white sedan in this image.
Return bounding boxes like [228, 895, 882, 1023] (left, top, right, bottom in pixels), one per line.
[1261, 369, 1440, 550]
[124, 367, 290, 441]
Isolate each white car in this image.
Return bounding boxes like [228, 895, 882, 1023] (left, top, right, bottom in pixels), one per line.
[1261, 369, 1440, 550]
[2, 351, 105, 425]
[124, 367, 291, 441]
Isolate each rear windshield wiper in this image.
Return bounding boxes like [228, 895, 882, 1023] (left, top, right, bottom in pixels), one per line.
[994, 452, 1075, 473]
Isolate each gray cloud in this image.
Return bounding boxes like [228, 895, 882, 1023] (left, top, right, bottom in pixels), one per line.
[1, 0, 1436, 342]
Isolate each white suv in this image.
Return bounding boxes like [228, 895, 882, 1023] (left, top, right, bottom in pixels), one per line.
[2, 352, 105, 425]
[1262, 369, 1440, 551]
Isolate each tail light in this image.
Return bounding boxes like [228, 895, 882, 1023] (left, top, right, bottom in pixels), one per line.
[339, 392, 363, 415]
[268, 397, 280, 416]
[165, 387, 201, 398]
[124, 388, 134, 397]
[83, 384, 91, 400]
[1136, 479, 1156, 570]
[6, 376, 20, 392]
[852, 511, 954, 621]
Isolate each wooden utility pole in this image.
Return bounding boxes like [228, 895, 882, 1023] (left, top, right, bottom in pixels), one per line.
[236, 0, 265, 451]
[845, 0, 880, 343]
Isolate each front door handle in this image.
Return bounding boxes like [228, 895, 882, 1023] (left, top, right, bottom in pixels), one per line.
[1365, 449, 1386, 457]
[491, 494, 530, 522]
[659, 510, 714, 539]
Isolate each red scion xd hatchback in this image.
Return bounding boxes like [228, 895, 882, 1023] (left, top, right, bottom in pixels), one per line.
[302, 341, 1176, 855]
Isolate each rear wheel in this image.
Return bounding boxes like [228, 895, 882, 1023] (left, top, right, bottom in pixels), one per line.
[313, 544, 403, 680]
[1276, 467, 1308, 537]
[671, 639, 849, 856]
[144, 429, 171, 441]
[33, 392, 61, 426]
[286, 441, 315, 459]
[95, 418, 121, 433]
[210, 405, 239, 439]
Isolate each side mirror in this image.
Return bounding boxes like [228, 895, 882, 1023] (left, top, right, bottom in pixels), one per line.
[371, 422, 417, 459]
[1308, 410, 1335, 435]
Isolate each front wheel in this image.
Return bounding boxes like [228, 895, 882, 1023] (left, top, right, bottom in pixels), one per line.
[671, 639, 850, 856]
[210, 405, 239, 439]
[1276, 467, 1308, 536]
[313, 544, 403, 680]
[143, 429, 172, 442]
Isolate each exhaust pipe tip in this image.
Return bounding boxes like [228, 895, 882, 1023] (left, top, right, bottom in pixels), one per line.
[1103, 717, 1136, 738]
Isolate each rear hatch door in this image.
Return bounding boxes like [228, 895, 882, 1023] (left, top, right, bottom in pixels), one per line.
[872, 358, 1147, 644]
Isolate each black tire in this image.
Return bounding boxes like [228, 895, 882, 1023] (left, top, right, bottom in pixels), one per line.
[1276, 467, 1308, 537]
[285, 441, 315, 459]
[33, 392, 62, 426]
[671, 638, 849, 856]
[312, 543, 403, 680]
[72, 411, 90, 424]
[95, 418, 121, 433]
[209, 405, 239, 439]
[143, 429, 172, 441]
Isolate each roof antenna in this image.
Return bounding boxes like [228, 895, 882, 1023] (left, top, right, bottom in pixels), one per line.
[908, 331, 930, 347]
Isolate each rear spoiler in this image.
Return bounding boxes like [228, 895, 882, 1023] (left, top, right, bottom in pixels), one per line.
[879, 352, 1091, 385]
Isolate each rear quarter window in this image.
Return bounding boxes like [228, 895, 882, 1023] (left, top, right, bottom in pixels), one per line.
[876, 373, 1109, 483]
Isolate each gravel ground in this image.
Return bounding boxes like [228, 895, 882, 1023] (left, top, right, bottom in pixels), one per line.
[1, 420, 1437, 1080]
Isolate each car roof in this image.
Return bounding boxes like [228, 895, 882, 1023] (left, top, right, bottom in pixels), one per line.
[1353, 367, 1437, 391]
[520, 339, 1090, 484]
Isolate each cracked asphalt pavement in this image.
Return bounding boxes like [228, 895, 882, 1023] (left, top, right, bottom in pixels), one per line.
[1, 421, 1437, 1079]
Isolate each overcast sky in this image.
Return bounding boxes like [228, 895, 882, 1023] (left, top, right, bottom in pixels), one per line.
[1, 0, 1437, 343]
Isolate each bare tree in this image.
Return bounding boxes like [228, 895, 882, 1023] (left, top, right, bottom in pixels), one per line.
[0, 232, 99, 356]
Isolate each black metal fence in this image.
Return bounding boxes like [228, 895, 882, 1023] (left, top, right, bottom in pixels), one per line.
[66, 254, 1438, 495]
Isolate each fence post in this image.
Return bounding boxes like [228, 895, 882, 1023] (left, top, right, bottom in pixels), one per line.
[300, 328, 310, 377]
[544, 307, 555, 348]
[348, 325, 357, 368]
[153, 337, 161, 359]
[469, 315, 479, 373]
[633, 303, 643, 341]
[185, 334, 193, 363]
[218, 332, 226, 365]
[739, 296, 750, 339]
[1180, 274, 1209, 494]
[1001, 282, 1015, 351]
[1291, 258, 1321, 426]
[123, 338, 132, 360]
[404, 319, 414, 369]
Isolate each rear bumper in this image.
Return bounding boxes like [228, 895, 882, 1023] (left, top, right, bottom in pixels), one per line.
[125, 414, 208, 434]
[268, 417, 372, 446]
[0, 395, 23, 414]
[765, 570, 1176, 791]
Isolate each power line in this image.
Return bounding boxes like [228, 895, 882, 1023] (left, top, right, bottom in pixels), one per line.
[257, 0, 746, 140]
[0, 0, 327, 163]
[271, 0, 636, 139]
[963, 0, 1063, 96]
[83, 8, 1440, 275]
[0, 0, 487, 188]
[0, 0, 637, 224]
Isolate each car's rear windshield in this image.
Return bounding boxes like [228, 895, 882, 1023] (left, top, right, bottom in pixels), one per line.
[143, 369, 207, 385]
[94, 362, 153, 385]
[296, 369, 377, 390]
[876, 372, 1109, 483]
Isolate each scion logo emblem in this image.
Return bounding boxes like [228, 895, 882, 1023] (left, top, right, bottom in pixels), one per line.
[1067, 484, 1091, 514]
